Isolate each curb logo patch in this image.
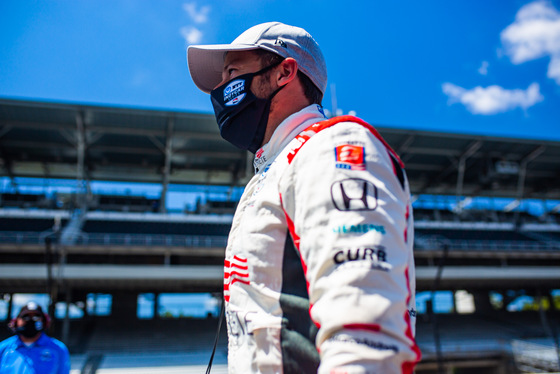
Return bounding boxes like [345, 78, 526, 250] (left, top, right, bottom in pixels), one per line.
[335, 144, 365, 170]
[331, 178, 378, 211]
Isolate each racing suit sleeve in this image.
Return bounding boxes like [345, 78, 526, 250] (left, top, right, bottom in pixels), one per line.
[278, 122, 420, 374]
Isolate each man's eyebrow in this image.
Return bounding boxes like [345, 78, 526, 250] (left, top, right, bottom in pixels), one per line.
[222, 62, 233, 72]
[223, 58, 241, 72]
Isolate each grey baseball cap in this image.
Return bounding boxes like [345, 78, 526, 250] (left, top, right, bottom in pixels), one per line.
[187, 22, 327, 95]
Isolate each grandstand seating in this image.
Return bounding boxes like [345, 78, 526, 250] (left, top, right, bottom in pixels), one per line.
[93, 195, 160, 213]
[0, 217, 60, 231]
[195, 199, 238, 215]
[89, 352, 228, 374]
[0, 192, 165, 213]
[417, 228, 537, 241]
[0, 209, 231, 251]
[1, 317, 229, 374]
[74, 317, 227, 354]
[414, 226, 560, 253]
[411, 208, 436, 221]
[0, 192, 53, 209]
[1, 170, 559, 374]
[550, 212, 560, 224]
[2, 205, 560, 261]
[537, 231, 560, 241]
[82, 220, 230, 236]
[75, 311, 556, 373]
[415, 311, 555, 368]
[413, 206, 546, 225]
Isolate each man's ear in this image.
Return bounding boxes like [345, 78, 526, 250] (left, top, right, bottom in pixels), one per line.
[276, 58, 298, 87]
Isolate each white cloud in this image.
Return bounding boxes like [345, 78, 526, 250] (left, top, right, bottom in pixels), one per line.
[183, 2, 210, 24]
[501, 0, 560, 84]
[180, 3, 210, 45]
[130, 68, 151, 87]
[478, 61, 489, 75]
[180, 26, 203, 44]
[442, 82, 544, 115]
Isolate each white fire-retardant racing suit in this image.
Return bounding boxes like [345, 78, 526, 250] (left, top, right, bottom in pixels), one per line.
[223, 104, 420, 374]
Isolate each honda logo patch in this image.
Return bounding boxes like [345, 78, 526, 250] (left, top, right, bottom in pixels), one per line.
[331, 178, 378, 211]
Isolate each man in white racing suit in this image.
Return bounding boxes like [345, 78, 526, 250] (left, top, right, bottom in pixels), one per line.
[187, 22, 420, 374]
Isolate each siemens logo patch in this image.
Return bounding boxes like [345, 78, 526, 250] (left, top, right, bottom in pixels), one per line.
[333, 223, 386, 235]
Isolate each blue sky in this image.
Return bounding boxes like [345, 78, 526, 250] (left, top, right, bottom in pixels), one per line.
[1, 0, 559, 140]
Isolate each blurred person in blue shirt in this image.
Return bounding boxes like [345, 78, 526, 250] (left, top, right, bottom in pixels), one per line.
[0, 302, 70, 374]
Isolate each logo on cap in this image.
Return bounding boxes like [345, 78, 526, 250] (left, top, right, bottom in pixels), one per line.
[275, 38, 287, 48]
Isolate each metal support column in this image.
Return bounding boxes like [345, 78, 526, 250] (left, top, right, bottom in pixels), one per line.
[456, 157, 466, 209]
[59, 111, 89, 245]
[159, 117, 174, 213]
[76, 112, 86, 190]
[153, 293, 159, 320]
[7, 293, 13, 321]
[455, 140, 482, 214]
[62, 287, 71, 344]
[0, 125, 17, 191]
[514, 146, 545, 223]
[245, 151, 254, 179]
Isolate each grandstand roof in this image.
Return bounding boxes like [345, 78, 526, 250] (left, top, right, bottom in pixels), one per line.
[0, 98, 248, 187]
[1, 98, 559, 199]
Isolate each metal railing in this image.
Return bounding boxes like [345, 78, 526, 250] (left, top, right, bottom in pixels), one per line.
[419, 339, 509, 356]
[1, 231, 559, 252]
[416, 237, 560, 251]
[0, 231, 228, 248]
[511, 339, 560, 372]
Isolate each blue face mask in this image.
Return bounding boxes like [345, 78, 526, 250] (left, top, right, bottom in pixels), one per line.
[210, 60, 284, 154]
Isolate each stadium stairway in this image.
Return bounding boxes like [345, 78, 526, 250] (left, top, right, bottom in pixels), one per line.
[66, 317, 228, 373]
[70, 352, 228, 374]
[415, 312, 555, 360]
[521, 231, 560, 250]
[79, 317, 227, 354]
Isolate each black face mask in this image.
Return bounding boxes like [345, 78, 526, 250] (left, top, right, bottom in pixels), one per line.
[210, 60, 285, 154]
[16, 315, 44, 338]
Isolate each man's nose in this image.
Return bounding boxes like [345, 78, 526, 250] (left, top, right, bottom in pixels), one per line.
[214, 81, 225, 90]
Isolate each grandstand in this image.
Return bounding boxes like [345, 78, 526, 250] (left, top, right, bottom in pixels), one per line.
[1, 98, 560, 373]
